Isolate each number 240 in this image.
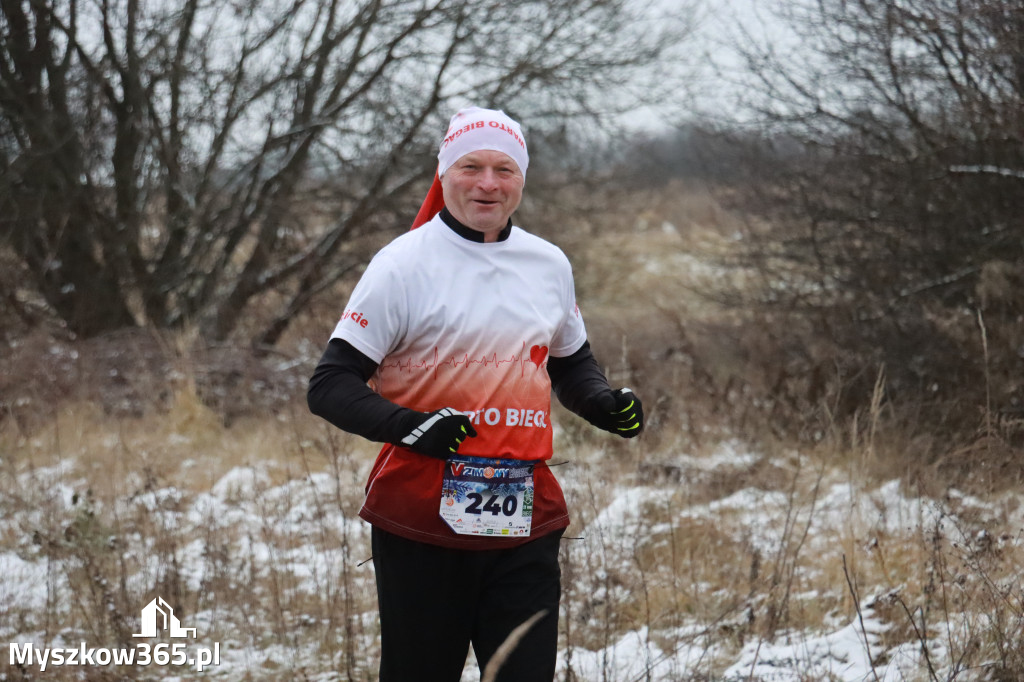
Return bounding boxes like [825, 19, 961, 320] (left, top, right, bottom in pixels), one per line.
[465, 493, 517, 516]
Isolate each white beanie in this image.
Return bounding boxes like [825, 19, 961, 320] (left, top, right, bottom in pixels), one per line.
[437, 106, 529, 179]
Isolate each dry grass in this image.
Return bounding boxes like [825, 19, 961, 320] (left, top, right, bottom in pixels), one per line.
[4, 377, 1024, 679]
[3, 183, 1024, 679]
[0, 383, 384, 680]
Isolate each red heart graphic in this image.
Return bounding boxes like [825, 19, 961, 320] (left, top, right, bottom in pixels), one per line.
[529, 345, 548, 368]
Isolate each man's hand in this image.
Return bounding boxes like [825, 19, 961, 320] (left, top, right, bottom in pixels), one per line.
[592, 388, 644, 438]
[400, 408, 478, 459]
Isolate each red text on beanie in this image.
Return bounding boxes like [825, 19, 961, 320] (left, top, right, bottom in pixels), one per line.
[437, 107, 529, 179]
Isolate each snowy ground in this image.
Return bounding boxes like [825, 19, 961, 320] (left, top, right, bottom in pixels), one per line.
[2, 437, 1022, 680]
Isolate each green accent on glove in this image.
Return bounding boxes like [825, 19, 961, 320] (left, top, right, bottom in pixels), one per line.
[591, 388, 644, 438]
[400, 408, 478, 459]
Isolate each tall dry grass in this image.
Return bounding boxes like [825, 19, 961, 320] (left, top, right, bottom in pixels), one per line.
[2, 184, 1023, 680]
[4, 350, 1024, 679]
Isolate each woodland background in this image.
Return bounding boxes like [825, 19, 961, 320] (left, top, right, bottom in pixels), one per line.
[2, 0, 1024, 679]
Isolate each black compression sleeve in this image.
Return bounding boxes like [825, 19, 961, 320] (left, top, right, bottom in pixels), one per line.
[307, 339, 421, 444]
[547, 340, 614, 422]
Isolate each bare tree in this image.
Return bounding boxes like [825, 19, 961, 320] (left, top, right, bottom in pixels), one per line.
[0, 0, 692, 343]
[704, 0, 1024, 419]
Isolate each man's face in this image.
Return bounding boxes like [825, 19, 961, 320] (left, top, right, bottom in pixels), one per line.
[440, 150, 524, 239]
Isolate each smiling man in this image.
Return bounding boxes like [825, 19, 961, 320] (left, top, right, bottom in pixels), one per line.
[441, 149, 523, 238]
[307, 106, 643, 682]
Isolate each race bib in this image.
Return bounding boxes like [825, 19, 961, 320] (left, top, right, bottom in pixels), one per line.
[440, 456, 534, 537]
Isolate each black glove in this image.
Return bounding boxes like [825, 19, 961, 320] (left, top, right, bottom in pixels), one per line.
[590, 388, 643, 438]
[399, 408, 478, 459]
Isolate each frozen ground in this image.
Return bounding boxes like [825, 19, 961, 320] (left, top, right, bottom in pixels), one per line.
[2, 439, 1022, 680]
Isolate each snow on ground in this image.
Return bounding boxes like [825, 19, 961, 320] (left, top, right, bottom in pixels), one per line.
[550, 440, 1018, 681]
[1, 437, 1019, 680]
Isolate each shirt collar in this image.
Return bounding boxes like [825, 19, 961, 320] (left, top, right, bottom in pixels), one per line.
[439, 207, 513, 243]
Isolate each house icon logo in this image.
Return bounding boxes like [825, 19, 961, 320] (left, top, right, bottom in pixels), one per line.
[132, 596, 197, 639]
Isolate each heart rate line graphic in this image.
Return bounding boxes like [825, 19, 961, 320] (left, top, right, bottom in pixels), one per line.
[380, 342, 549, 378]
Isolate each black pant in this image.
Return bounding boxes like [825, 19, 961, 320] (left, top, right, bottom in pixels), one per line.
[370, 527, 564, 682]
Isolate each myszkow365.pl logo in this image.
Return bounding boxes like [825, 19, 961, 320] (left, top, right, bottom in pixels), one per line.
[9, 596, 221, 673]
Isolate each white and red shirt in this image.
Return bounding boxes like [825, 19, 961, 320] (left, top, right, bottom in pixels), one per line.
[330, 214, 587, 548]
